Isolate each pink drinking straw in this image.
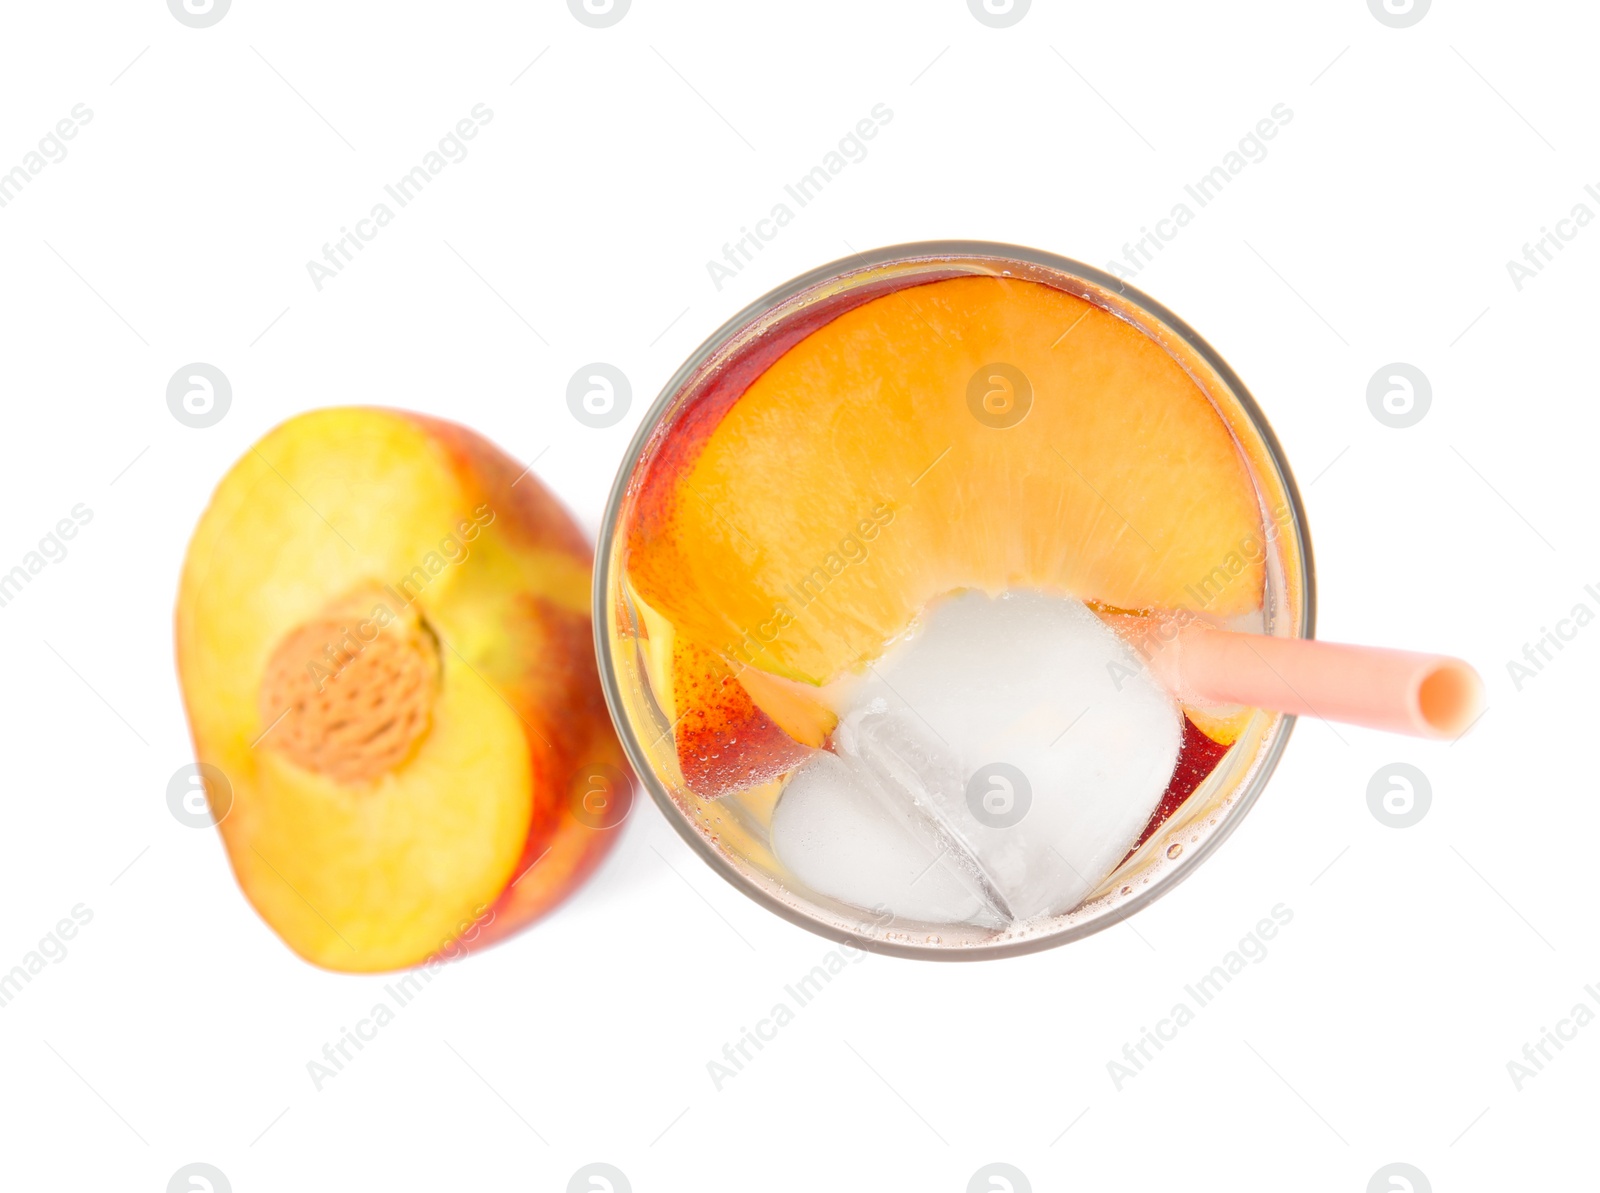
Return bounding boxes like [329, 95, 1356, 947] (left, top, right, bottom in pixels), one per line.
[1113, 617, 1483, 739]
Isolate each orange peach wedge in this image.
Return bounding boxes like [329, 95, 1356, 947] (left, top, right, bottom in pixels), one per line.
[176, 408, 629, 972]
[629, 276, 1265, 686]
[625, 275, 1268, 793]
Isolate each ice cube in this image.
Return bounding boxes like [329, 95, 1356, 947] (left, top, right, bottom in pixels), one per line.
[770, 750, 1005, 928]
[770, 589, 1182, 926]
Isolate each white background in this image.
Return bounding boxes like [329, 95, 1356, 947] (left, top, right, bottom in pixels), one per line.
[0, 2, 1594, 1190]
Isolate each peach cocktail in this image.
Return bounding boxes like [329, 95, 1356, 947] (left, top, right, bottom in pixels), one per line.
[598, 243, 1313, 958]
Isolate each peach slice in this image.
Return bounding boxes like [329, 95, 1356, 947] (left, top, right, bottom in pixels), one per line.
[671, 640, 814, 798]
[176, 408, 627, 972]
[626, 275, 1266, 689]
[631, 586, 823, 797]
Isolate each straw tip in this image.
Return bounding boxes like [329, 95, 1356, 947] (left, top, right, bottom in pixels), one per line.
[1416, 658, 1484, 739]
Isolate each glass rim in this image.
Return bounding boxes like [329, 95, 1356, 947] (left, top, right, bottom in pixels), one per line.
[593, 239, 1318, 961]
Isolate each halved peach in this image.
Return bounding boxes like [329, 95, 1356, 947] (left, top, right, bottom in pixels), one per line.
[176, 408, 627, 972]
